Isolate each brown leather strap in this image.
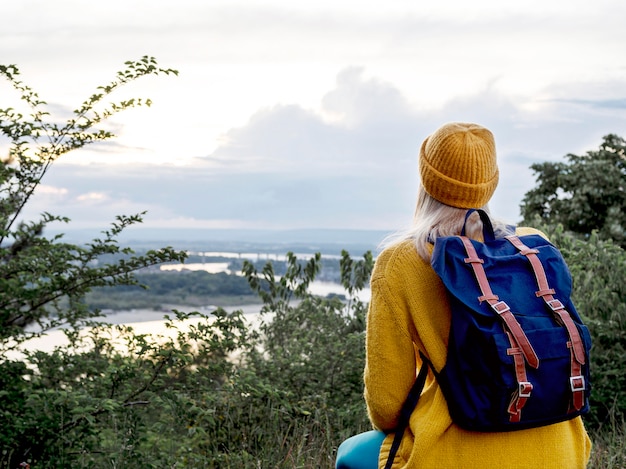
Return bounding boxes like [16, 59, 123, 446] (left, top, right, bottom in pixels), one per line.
[506, 332, 533, 422]
[506, 235, 587, 410]
[460, 236, 539, 369]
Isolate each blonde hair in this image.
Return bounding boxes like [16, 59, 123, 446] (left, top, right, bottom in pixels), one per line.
[381, 185, 513, 261]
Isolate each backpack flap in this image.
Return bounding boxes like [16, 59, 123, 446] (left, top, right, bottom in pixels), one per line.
[431, 211, 591, 432]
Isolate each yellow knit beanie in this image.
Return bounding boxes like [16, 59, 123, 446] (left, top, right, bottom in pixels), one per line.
[419, 122, 499, 209]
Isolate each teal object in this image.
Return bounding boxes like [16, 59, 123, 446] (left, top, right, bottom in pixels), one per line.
[335, 430, 385, 469]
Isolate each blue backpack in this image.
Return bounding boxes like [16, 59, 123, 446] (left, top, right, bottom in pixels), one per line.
[429, 209, 591, 432]
[384, 210, 592, 469]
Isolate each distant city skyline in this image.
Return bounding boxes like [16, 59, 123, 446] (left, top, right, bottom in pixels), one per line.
[3, 0, 626, 232]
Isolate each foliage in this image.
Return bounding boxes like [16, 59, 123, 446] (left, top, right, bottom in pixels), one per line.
[0, 59, 372, 468]
[0, 57, 185, 347]
[242, 250, 372, 419]
[520, 134, 626, 247]
[535, 223, 626, 428]
[0, 252, 372, 468]
[182, 250, 373, 467]
[0, 309, 250, 468]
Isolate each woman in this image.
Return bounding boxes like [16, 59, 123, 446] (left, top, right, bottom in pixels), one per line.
[336, 122, 591, 469]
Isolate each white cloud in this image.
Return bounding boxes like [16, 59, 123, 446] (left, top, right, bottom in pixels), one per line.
[76, 192, 108, 202]
[21, 69, 626, 233]
[33, 185, 68, 197]
[4, 0, 626, 235]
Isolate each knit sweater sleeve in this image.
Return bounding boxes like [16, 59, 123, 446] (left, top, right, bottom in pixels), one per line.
[363, 243, 421, 432]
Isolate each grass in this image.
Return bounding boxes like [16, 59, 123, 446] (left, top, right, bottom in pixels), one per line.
[209, 418, 626, 469]
[588, 419, 626, 468]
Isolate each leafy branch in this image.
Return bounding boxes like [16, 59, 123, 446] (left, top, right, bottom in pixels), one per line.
[0, 57, 185, 340]
[0, 55, 178, 239]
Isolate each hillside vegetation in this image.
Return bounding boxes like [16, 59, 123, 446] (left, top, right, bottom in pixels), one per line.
[1, 58, 624, 468]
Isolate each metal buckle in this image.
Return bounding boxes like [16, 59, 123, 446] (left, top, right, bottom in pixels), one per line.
[518, 381, 533, 398]
[570, 376, 586, 392]
[490, 301, 511, 315]
[547, 299, 564, 311]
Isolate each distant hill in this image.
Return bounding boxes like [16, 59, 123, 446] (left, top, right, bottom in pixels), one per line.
[45, 227, 394, 255]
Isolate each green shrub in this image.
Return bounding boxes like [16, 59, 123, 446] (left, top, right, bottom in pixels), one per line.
[0, 251, 372, 468]
[538, 225, 626, 427]
[0, 309, 249, 468]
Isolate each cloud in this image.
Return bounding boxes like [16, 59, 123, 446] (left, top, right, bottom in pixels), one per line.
[18, 67, 626, 235]
[200, 68, 626, 224]
[558, 98, 626, 110]
[76, 192, 108, 202]
[33, 185, 68, 197]
[205, 68, 420, 177]
[28, 161, 414, 232]
[321, 67, 415, 125]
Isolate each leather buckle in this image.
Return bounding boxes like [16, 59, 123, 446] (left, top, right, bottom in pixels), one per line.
[518, 381, 533, 398]
[570, 376, 586, 392]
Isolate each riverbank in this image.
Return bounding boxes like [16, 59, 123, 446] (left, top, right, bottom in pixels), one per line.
[97, 302, 264, 326]
[7, 303, 266, 361]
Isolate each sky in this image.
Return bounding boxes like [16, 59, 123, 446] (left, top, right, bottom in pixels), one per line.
[2, 0, 626, 237]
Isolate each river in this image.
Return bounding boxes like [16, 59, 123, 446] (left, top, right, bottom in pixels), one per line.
[7, 276, 371, 359]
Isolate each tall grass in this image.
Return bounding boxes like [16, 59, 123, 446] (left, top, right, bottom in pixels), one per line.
[588, 416, 626, 469]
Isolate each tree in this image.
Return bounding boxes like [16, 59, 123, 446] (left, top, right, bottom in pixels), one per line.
[521, 136, 626, 428]
[520, 134, 626, 247]
[0, 57, 185, 346]
[0, 59, 373, 467]
[0, 57, 253, 468]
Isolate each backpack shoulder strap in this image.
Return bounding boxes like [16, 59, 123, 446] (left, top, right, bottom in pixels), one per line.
[383, 351, 430, 469]
[505, 235, 587, 410]
[459, 235, 540, 422]
[459, 236, 540, 368]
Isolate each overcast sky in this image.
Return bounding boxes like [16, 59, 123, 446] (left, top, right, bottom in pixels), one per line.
[2, 0, 626, 236]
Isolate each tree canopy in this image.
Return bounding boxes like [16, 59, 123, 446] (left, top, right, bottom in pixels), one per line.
[520, 134, 626, 247]
[520, 133, 626, 429]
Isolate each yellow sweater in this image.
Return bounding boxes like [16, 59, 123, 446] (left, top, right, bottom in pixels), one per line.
[364, 232, 592, 469]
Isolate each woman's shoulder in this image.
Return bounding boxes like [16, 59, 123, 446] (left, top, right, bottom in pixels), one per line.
[376, 238, 419, 265]
[515, 225, 549, 240]
[372, 239, 428, 281]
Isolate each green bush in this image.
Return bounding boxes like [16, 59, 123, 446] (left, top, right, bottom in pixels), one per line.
[0, 309, 250, 468]
[0, 251, 372, 468]
[537, 225, 626, 427]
